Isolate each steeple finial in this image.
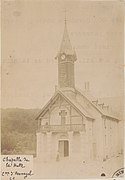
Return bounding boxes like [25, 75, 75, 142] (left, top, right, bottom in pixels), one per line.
[64, 8, 67, 25]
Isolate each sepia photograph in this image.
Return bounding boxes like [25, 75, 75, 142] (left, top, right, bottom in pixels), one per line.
[1, 0, 124, 179]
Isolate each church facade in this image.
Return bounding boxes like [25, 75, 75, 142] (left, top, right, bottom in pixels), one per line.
[35, 20, 122, 162]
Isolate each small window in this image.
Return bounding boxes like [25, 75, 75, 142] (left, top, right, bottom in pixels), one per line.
[104, 119, 106, 129]
[61, 117, 66, 125]
[59, 110, 67, 125]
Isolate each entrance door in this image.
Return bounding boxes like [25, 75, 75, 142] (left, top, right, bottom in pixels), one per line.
[58, 140, 69, 157]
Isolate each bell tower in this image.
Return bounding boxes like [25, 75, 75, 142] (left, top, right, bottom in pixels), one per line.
[56, 18, 77, 89]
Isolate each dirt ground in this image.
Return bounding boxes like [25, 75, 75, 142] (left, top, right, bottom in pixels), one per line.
[31, 154, 124, 179]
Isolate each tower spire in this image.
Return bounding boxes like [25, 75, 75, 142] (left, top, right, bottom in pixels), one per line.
[59, 10, 74, 55]
[64, 8, 67, 25]
[56, 12, 77, 89]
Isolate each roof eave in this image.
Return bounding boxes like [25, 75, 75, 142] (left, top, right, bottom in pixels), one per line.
[86, 117, 95, 121]
[102, 114, 121, 121]
[35, 91, 58, 120]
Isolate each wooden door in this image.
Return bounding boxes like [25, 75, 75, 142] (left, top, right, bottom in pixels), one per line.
[64, 140, 69, 157]
[59, 140, 69, 157]
[59, 141, 64, 157]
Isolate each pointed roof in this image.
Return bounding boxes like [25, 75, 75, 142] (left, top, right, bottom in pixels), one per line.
[59, 21, 74, 55]
[35, 90, 94, 120]
[35, 88, 121, 122]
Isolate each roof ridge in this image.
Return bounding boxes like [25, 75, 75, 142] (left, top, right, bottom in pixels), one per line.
[75, 88, 120, 120]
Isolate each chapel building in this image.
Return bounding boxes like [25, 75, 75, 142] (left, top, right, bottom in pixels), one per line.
[35, 19, 122, 162]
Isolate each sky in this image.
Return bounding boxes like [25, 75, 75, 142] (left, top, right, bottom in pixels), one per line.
[2, 0, 124, 109]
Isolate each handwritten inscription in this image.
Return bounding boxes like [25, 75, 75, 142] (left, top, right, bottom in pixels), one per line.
[1, 155, 33, 180]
